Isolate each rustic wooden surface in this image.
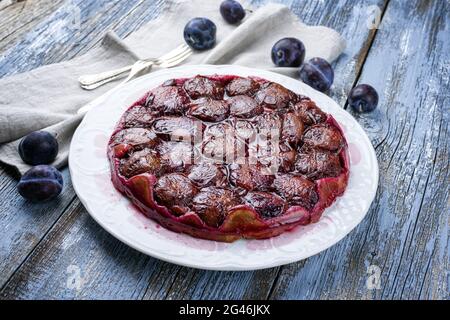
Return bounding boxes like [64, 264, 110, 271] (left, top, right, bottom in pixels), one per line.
[0, 0, 448, 300]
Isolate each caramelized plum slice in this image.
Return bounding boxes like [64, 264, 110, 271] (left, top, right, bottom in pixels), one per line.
[273, 174, 318, 210]
[152, 116, 203, 141]
[303, 124, 344, 152]
[295, 147, 342, 179]
[123, 105, 155, 128]
[192, 187, 240, 227]
[183, 75, 224, 100]
[254, 82, 296, 110]
[232, 118, 256, 142]
[145, 85, 189, 115]
[188, 98, 230, 122]
[247, 114, 282, 164]
[253, 112, 282, 146]
[229, 163, 275, 191]
[202, 135, 239, 162]
[278, 149, 297, 172]
[228, 95, 263, 119]
[225, 77, 260, 96]
[119, 148, 161, 178]
[204, 122, 231, 138]
[155, 141, 197, 172]
[248, 138, 277, 170]
[281, 112, 304, 147]
[154, 173, 198, 216]
[244, 192, 286, 219]
[254, 112, 282, 131]
[111, 128, 159, 154]
[202, 123, 243, 162]
[187, 162, 228, 187]
[255, 148, 295, 173]
[294, 99, 326, 125]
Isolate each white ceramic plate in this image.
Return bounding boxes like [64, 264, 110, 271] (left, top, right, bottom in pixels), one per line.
[69, 65, 378, 271]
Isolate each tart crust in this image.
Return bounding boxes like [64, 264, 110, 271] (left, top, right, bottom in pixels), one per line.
[108, 75, 349, 242]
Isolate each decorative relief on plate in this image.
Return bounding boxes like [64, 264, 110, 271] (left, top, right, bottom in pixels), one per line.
[70, 128, 110, 174]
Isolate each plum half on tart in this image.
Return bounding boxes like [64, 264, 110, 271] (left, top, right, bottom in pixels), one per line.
[108, 75, 350, 242]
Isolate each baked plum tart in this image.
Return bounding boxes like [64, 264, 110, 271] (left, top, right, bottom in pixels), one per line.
[108, 75, 349, 242]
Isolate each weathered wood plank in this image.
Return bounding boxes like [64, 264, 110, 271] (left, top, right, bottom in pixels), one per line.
[0, 0, 167, 77]
[0, 0, 66, 53]
[269, 0, 449, 300]
[290, 0, 391, 106]
[0, 199, 157, 299]
[143, 266, 280, 300]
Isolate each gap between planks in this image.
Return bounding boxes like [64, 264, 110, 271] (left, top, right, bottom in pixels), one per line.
[342, 0, 391, 111]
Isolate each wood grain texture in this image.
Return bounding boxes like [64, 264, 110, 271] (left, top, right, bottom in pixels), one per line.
[269, 0, 449, 300]
[0, 0, 166, 77]
[352, 0, 448, 299]
[0, 165, 77, 289]
[0, 0, 65, 53]
[0, 0, 448, 300]
[1, 199, 155, 299]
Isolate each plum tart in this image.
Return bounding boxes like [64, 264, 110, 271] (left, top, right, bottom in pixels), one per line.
[108, 75, 349, 242]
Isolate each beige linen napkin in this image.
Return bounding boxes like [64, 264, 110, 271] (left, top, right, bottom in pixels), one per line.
[0, 0, 345, 175]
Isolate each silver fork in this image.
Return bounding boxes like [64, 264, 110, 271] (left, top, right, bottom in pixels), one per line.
[79, 44, 192, 90]
[77, 46, 192, 115]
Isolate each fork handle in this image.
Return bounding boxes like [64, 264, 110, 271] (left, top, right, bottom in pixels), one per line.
[78, 65, 133, 87]
[80, 72, 128, 90]
[77, 61, 155, 114]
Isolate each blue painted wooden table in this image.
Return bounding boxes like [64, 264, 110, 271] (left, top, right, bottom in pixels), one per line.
[0, 0, 448, 300]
